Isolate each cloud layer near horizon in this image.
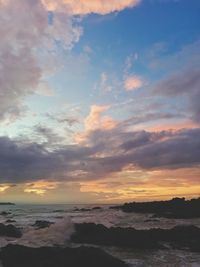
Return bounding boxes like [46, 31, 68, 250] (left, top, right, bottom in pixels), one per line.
[0, 126, 199, 184]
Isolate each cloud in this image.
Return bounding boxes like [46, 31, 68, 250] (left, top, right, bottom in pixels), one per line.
[85, 105, 116, 131]
[24, 181, 58, 195]
[0, 125, 199, 185]
[154, 67, 200, 123]
[0, 136, 95, 183]
[0, 0, 82, 123]
[0, 0, 141, 124]
[124, 75, 144, 91]
[42, 0, 141, 15]
[36, 82, 55, 97]
[46, 112, 80, 126]
[0, 185, 10, 192]
[75, 105, 117, 143]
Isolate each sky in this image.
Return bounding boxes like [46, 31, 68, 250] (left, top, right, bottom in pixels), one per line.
[0, 0, 200, 204]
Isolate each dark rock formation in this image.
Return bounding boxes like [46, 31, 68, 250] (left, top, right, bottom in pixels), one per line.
[0, 203, 15, 205]
[74, 207, 102, 212]
[144, 219, 159, 223]
[54, 216, 64, 219]
[32, 220, 54, 229]
[53, 210, 66, 213]
[110, 197, 200, 219]
[0, 245, 128, 267]
[0, 223, 22, 238]
[92, 207, 102, 210]
[74, 208, 91, 212]
[0, 211, 12, 216]
[71, 223, 200, 252]
[72, 223, 162, 249]
[6, 219, 16, 223]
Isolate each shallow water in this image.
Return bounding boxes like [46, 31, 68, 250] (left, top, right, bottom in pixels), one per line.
[0, 204, 200, 266]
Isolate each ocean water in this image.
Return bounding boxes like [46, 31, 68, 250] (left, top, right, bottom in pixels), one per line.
[0, 204, 200, 266]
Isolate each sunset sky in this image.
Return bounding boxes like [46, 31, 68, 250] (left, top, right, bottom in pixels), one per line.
[0, 0, 200, 204]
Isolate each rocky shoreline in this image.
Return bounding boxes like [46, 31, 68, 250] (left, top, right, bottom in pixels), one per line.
[110, 197, 200, 219]
[0, 245, 127, 267]
[71, 223, 200, 252]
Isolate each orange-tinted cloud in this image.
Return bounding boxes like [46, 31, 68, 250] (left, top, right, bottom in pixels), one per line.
[85, 105, 116, 130]
[80, 166, 200, 202]
[42, 0, 141, 15]
[124, 75, 144, 91]
[147, 120, 200, 132]
[24, 181, 59, 196]
[0, 185, 9, 192]
[75, 105, 117, 143]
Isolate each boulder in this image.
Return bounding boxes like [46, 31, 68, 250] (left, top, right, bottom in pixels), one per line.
[0, 245, 127, 267]
[32, 220, 54, 229]
[71, 223, 200, 251]
[0, 223, 22, 238]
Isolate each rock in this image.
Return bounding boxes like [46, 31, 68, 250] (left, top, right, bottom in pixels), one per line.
[74, 207, 102, 212]
[71, 223, 200, 251]
[0, 203, 15, 205]
[6, 219, 16, 223]
[0, 223, 22, 238]
[74, 208, 91, 212]
[32, 220, 54, 229]
[0, 211, 12, 216]
[71, 223, 162, 249]
[54, 216, 64, 219]
[92, 207, 102, 210]
[110, 197, 200, 219]
[144, 219, 159, 222]
[53, 210, 65, 213]
[0, 244, 128, 267]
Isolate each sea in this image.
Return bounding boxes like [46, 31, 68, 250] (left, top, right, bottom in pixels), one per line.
[0, 204, 200, 267]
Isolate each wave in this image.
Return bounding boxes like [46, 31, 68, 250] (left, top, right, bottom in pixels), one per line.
[18, 216, 74, 247]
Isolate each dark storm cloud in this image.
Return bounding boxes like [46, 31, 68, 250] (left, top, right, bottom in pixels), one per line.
[127, 128, 200, 169]
[0, 126, 199, 184]
[0, 136, 96, 183]
[89, 128, 200, 173]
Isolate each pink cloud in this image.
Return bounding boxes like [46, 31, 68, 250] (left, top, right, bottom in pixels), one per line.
[124, 75, 144, 91]
[85, 105, 117, 131]
[42, 0, 141, 15]
[75, 105, 117, 143]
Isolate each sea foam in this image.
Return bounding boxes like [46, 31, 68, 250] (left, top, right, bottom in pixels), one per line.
[18, 216, 74, 247]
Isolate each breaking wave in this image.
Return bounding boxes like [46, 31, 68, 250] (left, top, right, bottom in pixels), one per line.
[18, 216, 74, 247]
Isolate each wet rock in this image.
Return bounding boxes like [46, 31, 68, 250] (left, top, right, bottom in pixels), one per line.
[144, 219, 159, 223]
[0, 244, 128, 267]
[32, 220, 54, 229]
[74, 207, 102, 212]
[71, 223, 200, 251]
[54, 216, 64, 219]
[6, 219, 16, 223]
[0, 223, 22, 238]
[71, 223, 162, 249]
[74, 208, 91, 212]
[110, 197, 200, 219]
[0, 211, 12, 216]
[53, 210, 66, 213]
